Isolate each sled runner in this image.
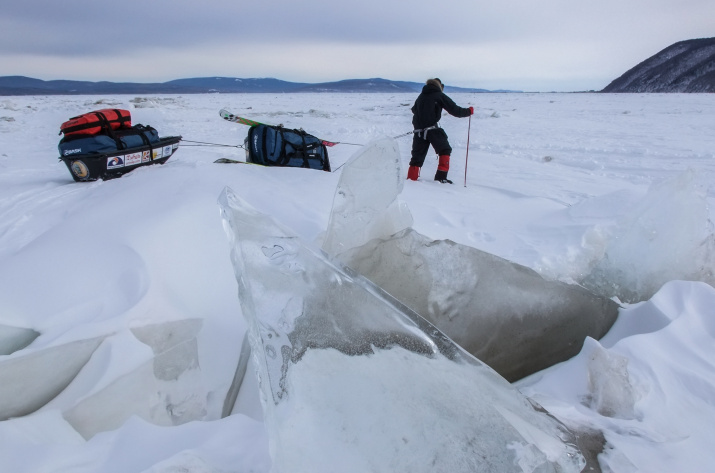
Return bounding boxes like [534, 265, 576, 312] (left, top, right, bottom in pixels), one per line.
[57, 109, 181, 181]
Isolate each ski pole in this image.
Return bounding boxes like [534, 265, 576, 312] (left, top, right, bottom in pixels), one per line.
[464, 114, 472, 187]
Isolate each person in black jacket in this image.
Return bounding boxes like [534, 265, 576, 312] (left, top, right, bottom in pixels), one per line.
[407, 78, 473, 183]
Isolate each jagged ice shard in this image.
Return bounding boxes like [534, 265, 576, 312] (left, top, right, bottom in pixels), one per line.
[322, 138, 413, 256]
[322, 138, 620, 382]
[218, 187, 586, 473]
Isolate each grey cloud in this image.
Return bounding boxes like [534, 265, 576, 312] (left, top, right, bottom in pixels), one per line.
[2, 0, 714, 91]
[2, 1, 518, 57]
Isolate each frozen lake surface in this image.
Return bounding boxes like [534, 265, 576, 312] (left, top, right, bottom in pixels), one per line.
[0, 92, 714, 472]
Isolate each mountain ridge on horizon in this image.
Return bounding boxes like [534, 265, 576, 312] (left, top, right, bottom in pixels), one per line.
[0, 76, 516, 96]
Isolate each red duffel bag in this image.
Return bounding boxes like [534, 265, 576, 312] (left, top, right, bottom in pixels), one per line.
[60, 109, 132, 136]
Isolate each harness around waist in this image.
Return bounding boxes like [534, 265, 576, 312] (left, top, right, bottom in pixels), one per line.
[414, 124, 440, 139]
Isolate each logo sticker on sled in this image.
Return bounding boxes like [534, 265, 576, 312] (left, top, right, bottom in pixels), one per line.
[125, 152, 142, 166]
[63, 148, 82, 156]
[107, 156, 125, 169]
[142, 151, 151, 163]
[162, 145, 172, 158]
[70, 160, 89, 179]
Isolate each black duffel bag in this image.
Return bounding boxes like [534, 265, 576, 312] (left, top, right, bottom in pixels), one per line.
[244, 124, 330, 171]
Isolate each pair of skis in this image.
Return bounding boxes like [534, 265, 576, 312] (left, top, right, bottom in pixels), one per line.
[216, 109, 351, 167]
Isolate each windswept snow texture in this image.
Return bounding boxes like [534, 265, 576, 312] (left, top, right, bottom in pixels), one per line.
[0, 323, 39, 355]
[0, 320, 207, 438]
[219, 187, 586, 473]
[0, 336, 104, 420]
[602, 37, 715, 92]
[518, 281, 715, 473]
[61, 320, 207, 439]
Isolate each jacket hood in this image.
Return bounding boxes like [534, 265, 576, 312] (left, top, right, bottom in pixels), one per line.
[426, 78, 443, 91]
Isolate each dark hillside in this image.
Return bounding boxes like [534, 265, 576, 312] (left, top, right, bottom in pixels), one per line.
[602, 37, 715, 93]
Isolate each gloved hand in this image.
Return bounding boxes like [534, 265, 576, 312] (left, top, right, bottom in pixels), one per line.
[469, 106, 474, 115]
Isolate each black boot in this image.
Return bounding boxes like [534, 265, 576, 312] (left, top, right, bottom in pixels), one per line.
[434, 170, 453, 184]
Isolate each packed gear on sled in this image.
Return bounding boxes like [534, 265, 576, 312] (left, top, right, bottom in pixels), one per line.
[59, 109, 132, 137]
[244, 124, 331, 171]
[57, 109, 181, 181]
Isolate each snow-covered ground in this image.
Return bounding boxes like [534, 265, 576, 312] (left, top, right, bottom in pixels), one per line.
[0, 92, 714, 472]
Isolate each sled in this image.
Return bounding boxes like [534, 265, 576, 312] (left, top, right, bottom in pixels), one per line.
[57, 108, 181, 181]
[58, 135, 182, 181]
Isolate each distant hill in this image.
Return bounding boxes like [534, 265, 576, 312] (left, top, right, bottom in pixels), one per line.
[602, 37, 715, 93]
[0, 76, 500, 96]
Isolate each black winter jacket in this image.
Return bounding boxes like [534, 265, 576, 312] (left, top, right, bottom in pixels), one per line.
[411, 83, 471, 129]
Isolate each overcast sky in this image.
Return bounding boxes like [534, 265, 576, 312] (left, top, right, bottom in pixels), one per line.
[2, 1, 713, 91]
